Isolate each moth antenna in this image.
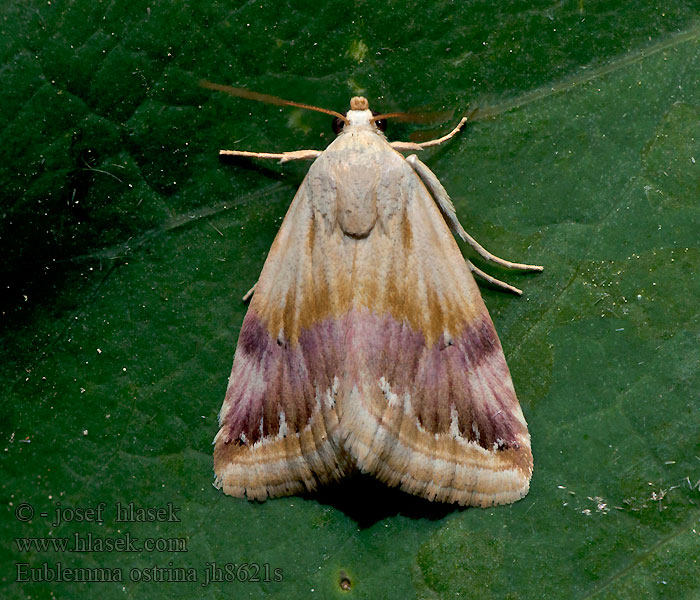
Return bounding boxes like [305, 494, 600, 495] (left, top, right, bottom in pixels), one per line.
[200, 80, 349, 123]
[370, 112, 413, 123]
[370, 109, 457, 124]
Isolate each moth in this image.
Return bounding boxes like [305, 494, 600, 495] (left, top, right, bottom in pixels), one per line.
[205, 82, 542, 507]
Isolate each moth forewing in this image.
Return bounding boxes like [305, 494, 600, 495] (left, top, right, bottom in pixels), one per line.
[212, 94, 541, 507]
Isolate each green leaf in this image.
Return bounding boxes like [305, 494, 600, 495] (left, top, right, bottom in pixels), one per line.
[2, 1, 699, 598]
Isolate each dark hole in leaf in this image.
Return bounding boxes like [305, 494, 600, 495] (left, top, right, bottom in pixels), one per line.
[339, 570, 352, 591]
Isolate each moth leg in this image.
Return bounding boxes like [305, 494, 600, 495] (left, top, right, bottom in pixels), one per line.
[405, 154, 543, 273]
[242, 282, 256, 303]
[219, 149, 322, 163]
[390, 117, 468, 152]
[461, 230, 543, 272]
[468, 261, 522, 296]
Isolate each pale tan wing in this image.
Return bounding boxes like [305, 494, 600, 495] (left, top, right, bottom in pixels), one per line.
[213, 165, 355, 500]
[329, 147, 533, 507]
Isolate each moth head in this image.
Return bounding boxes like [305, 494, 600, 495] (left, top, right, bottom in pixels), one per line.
[333, 96, 387, 135]
[199, 81, 396, 136]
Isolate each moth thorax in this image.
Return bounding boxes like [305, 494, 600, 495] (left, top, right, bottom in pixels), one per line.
[350, 96, 369, 111]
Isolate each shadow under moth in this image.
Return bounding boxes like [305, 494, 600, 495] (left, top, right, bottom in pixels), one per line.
[205, 82, 542, 507]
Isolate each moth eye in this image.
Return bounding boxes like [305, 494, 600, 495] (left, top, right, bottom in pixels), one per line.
[332, 116, 345, 134]
[371, 111, 387, 132]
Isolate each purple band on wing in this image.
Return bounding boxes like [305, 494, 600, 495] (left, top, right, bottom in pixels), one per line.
[221, 308, 524, 450]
